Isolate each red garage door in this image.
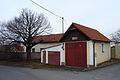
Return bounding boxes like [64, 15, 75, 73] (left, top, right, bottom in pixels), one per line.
[48, 51, 60, 65]
[43, 51, 46, 64]
[65, 42, 87, 68]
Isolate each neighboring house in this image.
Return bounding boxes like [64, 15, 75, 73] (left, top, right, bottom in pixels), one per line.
[32, 34, 64, 52]
[111, 42, 120, 59]
[32, 34, 64, 63]
[33, 23, 111, 68]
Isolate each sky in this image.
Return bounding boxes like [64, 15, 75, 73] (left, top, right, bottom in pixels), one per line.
[0, 0, 120, 38]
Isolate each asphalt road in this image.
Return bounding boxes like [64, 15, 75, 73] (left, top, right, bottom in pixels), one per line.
[0, 63, 120, 80]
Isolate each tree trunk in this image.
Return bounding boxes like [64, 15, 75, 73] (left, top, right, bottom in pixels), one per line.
[26, 46, 32, 62]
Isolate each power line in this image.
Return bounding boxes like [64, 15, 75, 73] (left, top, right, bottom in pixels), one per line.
[30, 0, 62, 18]
[30, 0, 64, 33]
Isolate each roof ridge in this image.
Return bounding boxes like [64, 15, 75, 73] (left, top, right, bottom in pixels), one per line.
[36, 33, 64, 37]
[72, 22, 97, 31]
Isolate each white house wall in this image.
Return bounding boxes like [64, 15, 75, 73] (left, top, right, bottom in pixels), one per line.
[89, 40, 94, 65]
[46, 51, 48, 64]
[32, 43, 61, 52]
[95, 42, 111, 65]
[41, 51, 43, 63]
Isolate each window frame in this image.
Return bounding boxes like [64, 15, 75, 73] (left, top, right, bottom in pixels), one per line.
[101, 43, 105, 53]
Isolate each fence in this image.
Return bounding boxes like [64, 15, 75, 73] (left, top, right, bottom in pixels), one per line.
[111, 47, 115, 59]
[0, 52, 41, 61]
[111, 43, 120, 59]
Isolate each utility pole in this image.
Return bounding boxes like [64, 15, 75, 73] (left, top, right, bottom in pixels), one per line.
[30, 0, 64, 33]
[62, 17, 64, 33]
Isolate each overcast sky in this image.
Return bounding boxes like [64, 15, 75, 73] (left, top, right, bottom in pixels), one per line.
[0, 0, 120, 38]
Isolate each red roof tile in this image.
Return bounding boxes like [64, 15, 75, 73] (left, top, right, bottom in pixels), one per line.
[72, 23, 111, 42]
[71, 23, 111, 42]
[33, 23, 111, 43]
[33, 33, 64, 43]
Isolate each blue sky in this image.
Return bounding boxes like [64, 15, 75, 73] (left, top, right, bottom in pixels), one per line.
[0, 0, 120, 38]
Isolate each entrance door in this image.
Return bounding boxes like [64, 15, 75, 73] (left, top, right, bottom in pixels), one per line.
[65, 42, 87, 68]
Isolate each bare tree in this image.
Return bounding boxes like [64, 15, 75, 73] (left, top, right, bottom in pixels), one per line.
[111, 29, 120, 42]
[0, 9, 52, 61]
[0, 37, 5, 45]
[0, 22, 5, 45]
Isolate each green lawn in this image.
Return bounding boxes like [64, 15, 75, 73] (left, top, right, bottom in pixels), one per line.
[0, 61, 57, 69]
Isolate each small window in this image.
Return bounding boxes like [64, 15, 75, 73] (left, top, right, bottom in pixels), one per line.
[32, 48, 35, 52]
[101, 43, 105, 53]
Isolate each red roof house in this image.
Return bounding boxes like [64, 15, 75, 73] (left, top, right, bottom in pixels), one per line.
[60, 23, 111, 68]
[32, 23, 111, 68]
[33, 33, 64, 43]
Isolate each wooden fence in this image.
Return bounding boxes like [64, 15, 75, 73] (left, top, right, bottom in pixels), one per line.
[0, 52, 41, 61]
[111, 47, 115, 59]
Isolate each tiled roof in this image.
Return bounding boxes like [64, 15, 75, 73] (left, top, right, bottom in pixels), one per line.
[33, 33, 64, 43]
[33, 23, 111, 43]
[71, 23, 111, 42]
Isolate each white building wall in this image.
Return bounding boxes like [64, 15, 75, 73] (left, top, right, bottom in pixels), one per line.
[32, 43, 61, 52]
[41, 51, 43, 62]
[24, 43, 61, 52]
[89, 40, 94, 65]
[46, 51, 48, 64]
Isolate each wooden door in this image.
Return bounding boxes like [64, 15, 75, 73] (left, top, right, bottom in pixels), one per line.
[65, 42, 87, 68]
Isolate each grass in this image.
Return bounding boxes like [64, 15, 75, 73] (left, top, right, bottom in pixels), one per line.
[0, 60, 57, 69]
[0, 61, 8, 64]
[1, 59, 120, 72]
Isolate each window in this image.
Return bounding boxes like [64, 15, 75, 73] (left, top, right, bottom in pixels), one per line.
[32, 48, 35, 52]
[101, 43, 105, 53]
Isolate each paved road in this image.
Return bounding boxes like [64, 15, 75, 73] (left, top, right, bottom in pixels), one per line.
[0, 63, 120, 80]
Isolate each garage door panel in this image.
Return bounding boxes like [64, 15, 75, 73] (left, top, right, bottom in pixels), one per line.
[65, 42, 87, 68]
[48, 52, 60, 65]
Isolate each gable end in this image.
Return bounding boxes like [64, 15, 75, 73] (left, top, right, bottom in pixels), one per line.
[61, 25, 90, 42]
